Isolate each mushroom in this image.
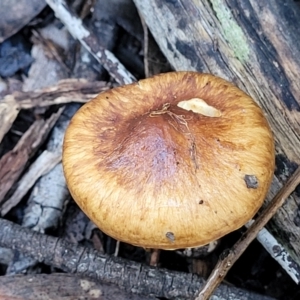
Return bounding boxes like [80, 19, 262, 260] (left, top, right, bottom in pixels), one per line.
[62, 71, 274, 250]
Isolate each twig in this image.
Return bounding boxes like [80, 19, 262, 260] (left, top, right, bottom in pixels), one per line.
[245, 220, 300, 284]
[196, 166, 300, 300]
[0, 218, 275, 300]
[45, 0, 136, 85]
[31, 29, 72, 74]
[138, 10, 149, 78]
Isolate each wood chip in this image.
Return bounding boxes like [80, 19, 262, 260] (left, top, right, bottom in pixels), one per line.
[0, 108, 63, 205]
[0, 95, 20, 143]
[1, 150, 62, 216]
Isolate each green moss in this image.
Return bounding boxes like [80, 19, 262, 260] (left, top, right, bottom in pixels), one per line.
[210, 0, 250, 62]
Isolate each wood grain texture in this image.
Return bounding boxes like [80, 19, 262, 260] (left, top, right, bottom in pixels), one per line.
[133, 0, 300, 264]
[0, 218, 275, 300]
[0, 110, 63, 204]
[0, 273, 156, 300]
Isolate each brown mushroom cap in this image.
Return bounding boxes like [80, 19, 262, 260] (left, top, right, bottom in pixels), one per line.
[62, 72, 275, 249]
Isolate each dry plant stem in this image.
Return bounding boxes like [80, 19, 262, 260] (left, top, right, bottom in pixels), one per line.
[114, 240, 120, 257]
[149, 249, 161, 267]
[45, 0, 136, 85]
[79, 0, 96, 19]
[31, 29, 72, 74]
[0, 218, 274, 300]
[196, 166, 300, 300]
[138, 10, 149, 78]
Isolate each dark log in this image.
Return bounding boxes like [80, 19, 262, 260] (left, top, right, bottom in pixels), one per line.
[133, 0, 300, 265]
[0, 273, 155, 300]
[0, 218, 274, 300]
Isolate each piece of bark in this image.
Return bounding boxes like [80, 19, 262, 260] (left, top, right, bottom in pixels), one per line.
[0, 95, 20, 144]
[5, 104, 80, 274]
[0, 273, 156, 300]
[1, 150, 61, 216]
[18, 79, 110, 109]
[0, 79, 110, 143]
[0, 110, 63, 205]
[45, 0, 136, 85]
[133, 0, 300, 265]
[0, 218, 275, 300]
[17, 105, 80, 230]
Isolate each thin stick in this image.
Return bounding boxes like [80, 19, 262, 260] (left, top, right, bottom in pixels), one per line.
[45, 0, 136, 85]
[149, 249, 161, 266]
[138, 11, 149, 78]
[195, 166, 300, 300]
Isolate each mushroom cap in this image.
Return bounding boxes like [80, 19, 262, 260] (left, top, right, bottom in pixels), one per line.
[62, 72, 275, 250]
